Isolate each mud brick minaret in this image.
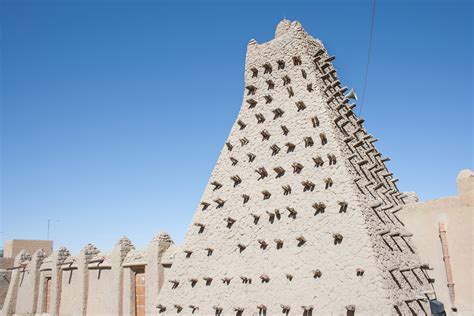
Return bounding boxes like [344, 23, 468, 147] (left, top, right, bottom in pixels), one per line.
[156, 20, 433, 314]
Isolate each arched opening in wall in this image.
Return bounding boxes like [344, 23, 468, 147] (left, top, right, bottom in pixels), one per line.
[132, 267, 145, 316]
[43, 276, 52, 313]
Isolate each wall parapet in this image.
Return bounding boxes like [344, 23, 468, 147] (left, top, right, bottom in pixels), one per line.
[1, 233, 176, 316]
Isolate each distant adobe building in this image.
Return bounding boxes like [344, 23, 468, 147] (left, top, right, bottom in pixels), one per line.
[3, 240, 53, 259]
[0, 240, 53, 311]
[400, 170, 473, 314]
[1, 20, 472, 316]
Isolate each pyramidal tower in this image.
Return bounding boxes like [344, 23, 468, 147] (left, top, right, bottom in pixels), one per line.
[156, 20, 432, 315]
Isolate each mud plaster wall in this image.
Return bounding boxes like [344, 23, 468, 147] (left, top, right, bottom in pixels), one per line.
[0, 270, 12, 310]
[400, 169, 473, 315]
[87, 268, 115, 315]
[87, 237, 135, 316]
[2, 176, 471, 316]
[14, 250, 45, 315]
[14, 265, 36, 314]
[59, 267, 83, 315]
[153, 20, 430, 315]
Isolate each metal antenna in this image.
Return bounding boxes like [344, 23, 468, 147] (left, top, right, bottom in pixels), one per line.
[47, 219, 59, 240]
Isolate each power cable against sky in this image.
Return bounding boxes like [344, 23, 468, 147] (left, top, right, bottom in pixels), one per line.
[359, 0, 377, 117]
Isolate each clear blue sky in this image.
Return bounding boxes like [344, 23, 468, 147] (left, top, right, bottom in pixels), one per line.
[1, 0, 472, 253]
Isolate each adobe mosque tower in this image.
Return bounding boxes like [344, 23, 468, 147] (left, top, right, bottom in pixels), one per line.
[155, 20, 433, 314]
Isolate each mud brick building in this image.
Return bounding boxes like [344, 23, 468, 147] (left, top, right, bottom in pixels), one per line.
[2, 20, 472, 316]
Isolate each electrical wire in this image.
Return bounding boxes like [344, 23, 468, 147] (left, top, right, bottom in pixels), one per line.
[359, 0, 377, 117]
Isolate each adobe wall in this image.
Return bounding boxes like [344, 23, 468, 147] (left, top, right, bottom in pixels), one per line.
[14, 250, 45, 314]
[0, 234, 173, 316]
[153, 20, 430, 315]
[86, 237, 134, 315]
[399, 169, 473, 315]
[57, 263, 81, 314]
[1, 175, 471, 316]
[86, 267, 115, 314]
[2, 251, 31, 316]
[0, 258, 14, 270]
[0, 259, 14, 310]
[3, 240, 53, 259]
[58, 245, 96, 316]
[0, 270, 12, 310]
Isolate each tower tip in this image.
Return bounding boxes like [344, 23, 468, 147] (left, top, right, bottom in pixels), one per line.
[275, 19, 304, 38]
